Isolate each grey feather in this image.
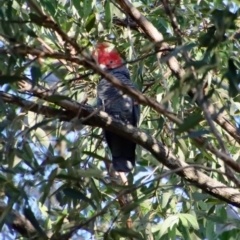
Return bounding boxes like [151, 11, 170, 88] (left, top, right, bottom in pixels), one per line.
[97, 65, 140, 172]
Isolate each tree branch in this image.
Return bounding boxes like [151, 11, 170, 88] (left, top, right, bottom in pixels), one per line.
[0, 203, 37, 238]
[27, 0, 83, 54]
[1, 91, 240, 207]
[1, 42, 239, 175]
[55, 164, 240, 239]
[17, 74, 240, 177]
[19, 0, 240, 149]
[115, 0, 240, 145]
[112, 16, 141, 32]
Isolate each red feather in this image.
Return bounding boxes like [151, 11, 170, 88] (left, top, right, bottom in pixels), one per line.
[93, 42, 122, 69]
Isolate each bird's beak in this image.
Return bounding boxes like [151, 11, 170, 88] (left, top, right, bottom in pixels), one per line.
[99, 64, 107, 69]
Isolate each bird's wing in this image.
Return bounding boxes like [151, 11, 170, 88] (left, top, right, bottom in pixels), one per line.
[133, 103, 140, 126]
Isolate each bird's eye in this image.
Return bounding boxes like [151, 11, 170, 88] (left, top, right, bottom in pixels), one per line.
[109, 60, 113, 64]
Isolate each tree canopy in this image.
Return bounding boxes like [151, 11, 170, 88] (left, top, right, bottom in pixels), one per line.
[1, 0, 240, 239]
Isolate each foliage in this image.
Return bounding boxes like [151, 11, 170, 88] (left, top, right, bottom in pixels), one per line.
[0, 0, 240, 239]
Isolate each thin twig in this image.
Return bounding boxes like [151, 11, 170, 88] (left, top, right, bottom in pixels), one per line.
[1, 90, 240, 208]
[58, 164, 237, 239]
[15, 79, 240, 176]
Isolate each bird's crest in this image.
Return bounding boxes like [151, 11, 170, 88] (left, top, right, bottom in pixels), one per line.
[92, 42, 122, 69]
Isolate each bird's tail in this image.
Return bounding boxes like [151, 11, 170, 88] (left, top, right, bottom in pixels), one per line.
[112, 157, 135, 172]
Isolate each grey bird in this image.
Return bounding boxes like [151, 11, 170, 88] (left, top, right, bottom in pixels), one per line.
[93, 43, 140, 172]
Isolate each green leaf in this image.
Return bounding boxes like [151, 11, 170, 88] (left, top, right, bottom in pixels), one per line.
[161, 192, 172, 209]
[34, 127, 50, 148]
[57, 168, 103, 181]
[192, 192, 211, 201]
[52, 215, 66, 236]
[76, 169, 103, 178]
[23, 26, 38, 38]
[83, 151, 109, 161]
[179, 214, 199, 230]
[90, 178, 102, 205]
[225, 59, 240, 98]
[168, 224, 176, 239]
[111, 228, 144, 239]
[20, 144, 37, 170]
[31, 65, 42, 87]
[184, 129, 209, 138]
[85, 13, 96, 32]
[177, 112, 203, 133]
[104, 1, 112, 28]
[179, 214, 189, 228]
[24, 207, 46, 236]
[0, 202, 15, 231]
[211, 9, 237, 31]
[63, 188, 96, 209]
[40, 168, 58, 204]
[72, 0, 83, 17]
[219, 229, 240, 240]
[25, 118, 54, 136]
[0, 173, 7, 183]
[83, 0, 93, 19]
[219, 207, 227, 220]
[0, 75, 23, 84]
[159, 215, 179, 238]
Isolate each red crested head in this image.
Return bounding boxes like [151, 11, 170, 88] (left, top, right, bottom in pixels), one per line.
[92, 42, 122, 69]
